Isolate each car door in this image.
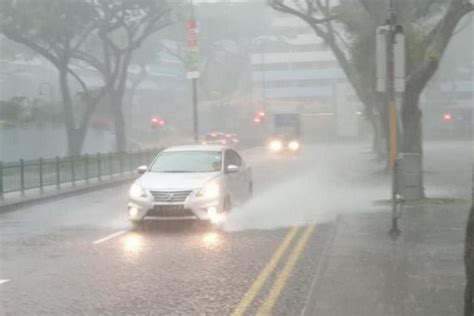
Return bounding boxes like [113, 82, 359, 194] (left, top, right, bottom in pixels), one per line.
[224, 149, 246, 204]
[233, 151, 250, 202]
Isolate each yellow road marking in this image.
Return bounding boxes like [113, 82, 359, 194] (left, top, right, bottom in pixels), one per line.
[257, 224, 316, 315]
[231, 226, 300, 316]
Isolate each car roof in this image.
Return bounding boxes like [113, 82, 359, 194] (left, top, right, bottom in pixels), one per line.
[164, 144, 229, 152]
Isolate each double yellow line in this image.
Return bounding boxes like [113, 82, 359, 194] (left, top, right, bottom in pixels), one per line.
[232, 224, 316, 316]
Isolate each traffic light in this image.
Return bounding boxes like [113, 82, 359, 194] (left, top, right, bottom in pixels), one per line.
[252, 111, 266, 124]
[151, 116, 166, 128]
[443, 112, 453, 122]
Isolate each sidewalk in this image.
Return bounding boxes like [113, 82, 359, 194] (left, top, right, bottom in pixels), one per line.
[306, 141, 471, 315]
[307, 202, 469, 316]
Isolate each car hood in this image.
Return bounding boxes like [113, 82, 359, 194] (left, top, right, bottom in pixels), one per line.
[137, 172, 220, 190]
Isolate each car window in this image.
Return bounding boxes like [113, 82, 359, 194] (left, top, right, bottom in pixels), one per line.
[149, 151, 222, 173]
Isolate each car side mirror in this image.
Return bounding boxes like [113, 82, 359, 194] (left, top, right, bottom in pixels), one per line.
[226, 164, 240, 174]
[137, 165, 148, 174]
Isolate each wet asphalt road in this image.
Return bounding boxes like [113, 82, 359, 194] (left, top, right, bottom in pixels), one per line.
[0, 143, 373, 315]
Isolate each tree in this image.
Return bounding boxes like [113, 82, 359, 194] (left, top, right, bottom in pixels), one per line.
[0, 35, 36, 61]
[465, 198, 474, 315]
[270, 0, 473, 162]
[0, 0, 105, 155]
[73, 0, 174, 152]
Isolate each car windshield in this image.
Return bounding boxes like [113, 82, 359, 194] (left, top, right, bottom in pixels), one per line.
[149, 151, 222, 173]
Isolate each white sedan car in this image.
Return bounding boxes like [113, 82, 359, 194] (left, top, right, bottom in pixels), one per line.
[128, 145, 253, 226]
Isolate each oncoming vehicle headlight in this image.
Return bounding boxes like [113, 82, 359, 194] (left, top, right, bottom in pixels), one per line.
[288, 140, 300, 151]
[197, 182, 220, 199]
[269, 140, 283, 152]
[129, 183, 147, 199]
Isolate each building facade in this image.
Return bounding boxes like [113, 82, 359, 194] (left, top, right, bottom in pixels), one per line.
[250, 11, 363, 139]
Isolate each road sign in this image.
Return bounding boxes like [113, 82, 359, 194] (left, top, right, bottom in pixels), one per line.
[186, 18, 200, 79]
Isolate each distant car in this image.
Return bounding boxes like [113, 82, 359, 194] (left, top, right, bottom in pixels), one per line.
[201, 132, 227, 145]
[201, 132, 239, 146]
[267, 135, 301, 154]
[225, 133, 240, 145]
[267, 113, 302, 154]
[128, 145, 253, 227]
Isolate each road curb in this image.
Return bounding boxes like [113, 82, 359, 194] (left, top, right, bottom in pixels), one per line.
[0, 177, 134, 214]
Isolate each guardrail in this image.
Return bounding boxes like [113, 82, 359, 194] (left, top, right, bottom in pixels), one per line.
[0, 148, 160, 198]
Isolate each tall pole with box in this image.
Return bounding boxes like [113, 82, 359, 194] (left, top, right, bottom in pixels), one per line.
[376, 0, 405, 237]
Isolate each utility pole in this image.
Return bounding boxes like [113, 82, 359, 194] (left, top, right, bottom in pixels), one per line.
[387, 0, 400, 237]
[377, 0, 405, 238]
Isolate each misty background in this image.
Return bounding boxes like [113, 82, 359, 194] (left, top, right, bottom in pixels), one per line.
[0, 0, 472, 161]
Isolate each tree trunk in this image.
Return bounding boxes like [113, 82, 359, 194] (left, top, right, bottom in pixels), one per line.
[401, 90, 423, 154]
[111, 91, 127, 152]
[59, 67, 83, 156]
[109, 52, 133, 153]
[368, 110, 386, 161]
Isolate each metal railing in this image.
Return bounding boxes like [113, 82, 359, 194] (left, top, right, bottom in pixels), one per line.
[0, 148, 160, 198]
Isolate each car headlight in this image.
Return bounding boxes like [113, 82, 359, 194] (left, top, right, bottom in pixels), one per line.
[269, 140, 283, 152]
[197, 181, 220, 199]
[288, 140, 300, 151]
[129, 183, 147, 199]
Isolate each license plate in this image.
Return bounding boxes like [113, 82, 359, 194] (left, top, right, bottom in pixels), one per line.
[155, 205, 184, 212]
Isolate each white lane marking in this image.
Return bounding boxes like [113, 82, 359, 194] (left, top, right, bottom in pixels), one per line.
[0, 279, 10, 285]
[92, 230, 127, 244]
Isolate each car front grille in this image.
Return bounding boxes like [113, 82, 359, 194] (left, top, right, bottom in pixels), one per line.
[150, 190, 193, 203]
[146, 205, 195, 217]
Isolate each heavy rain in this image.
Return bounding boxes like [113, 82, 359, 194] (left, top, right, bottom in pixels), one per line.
[0, 0, 473, 315]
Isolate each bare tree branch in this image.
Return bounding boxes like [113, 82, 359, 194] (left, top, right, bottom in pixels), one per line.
[72, 23, 98, 52]
[2, 29, 61, 67]
[272, 1, 336, 25]
[408, 0, 473, 88]
[160, 42, 186, 63]
[72, 50, 107, 75]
